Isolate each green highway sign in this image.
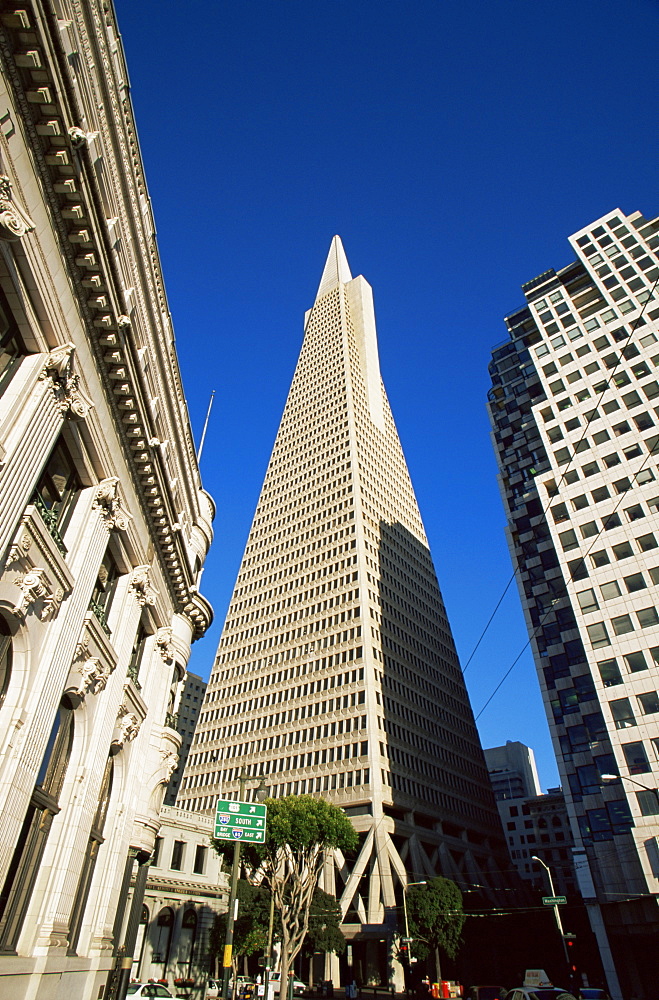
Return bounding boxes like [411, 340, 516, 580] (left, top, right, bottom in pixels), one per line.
[214, 799, 268, 843]
[542, 895, 567, 905]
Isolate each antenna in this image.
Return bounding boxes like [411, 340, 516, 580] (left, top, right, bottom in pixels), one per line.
[197, 389, 215, 463]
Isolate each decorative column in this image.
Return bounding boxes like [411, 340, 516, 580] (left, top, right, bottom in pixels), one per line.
[115, 853, 151, 1000]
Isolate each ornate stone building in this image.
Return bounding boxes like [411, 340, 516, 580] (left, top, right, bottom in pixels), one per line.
[0, 1, 213, 997]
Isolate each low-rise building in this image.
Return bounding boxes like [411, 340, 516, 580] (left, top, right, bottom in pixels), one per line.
[133, 806, 226, 989]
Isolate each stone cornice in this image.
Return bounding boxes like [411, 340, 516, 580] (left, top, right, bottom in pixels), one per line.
[0, 2, 212, 639]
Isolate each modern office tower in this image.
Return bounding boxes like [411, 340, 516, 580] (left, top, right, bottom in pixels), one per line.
[484, 740, 542, 801]
[0, 3, 213, 997]
[485, 744, 576, 891]
[488, 208, 659, 1000]
[183, 237, 511, 984]
[164, 672, 207, 806]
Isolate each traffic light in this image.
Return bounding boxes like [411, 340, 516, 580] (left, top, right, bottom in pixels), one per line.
[564, 933, 577, 973]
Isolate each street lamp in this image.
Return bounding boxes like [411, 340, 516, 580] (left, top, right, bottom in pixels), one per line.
[601, 773, 659, 804]
[531, 856, 570, 969]
[221, 771, 267, 1000]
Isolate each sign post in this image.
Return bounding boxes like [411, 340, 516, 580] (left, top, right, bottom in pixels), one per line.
[218, 779, 268, 1000]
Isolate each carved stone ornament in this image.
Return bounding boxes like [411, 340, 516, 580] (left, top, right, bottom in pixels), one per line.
[68, 126, 88, 148]
[92, 477, 132, 532]
[39, 342, 93, 420]
[7, 532, 31, 566]
[160, 749, 179, 782]
[0, 174, 35, 241]
[117, 314, 131, 329]
[115, 705, 141, 746]
[12, 567, 63, 621]
[154, 626, 174, 662]
[71, 630, 114, 699]
[129, 565, 158, 607]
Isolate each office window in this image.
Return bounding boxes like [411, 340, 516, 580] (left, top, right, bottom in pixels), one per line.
[600, 581, 621, 601]
[622, 741, 650, 775]
[597, 658, 622, 687]
[636, 791, 659, 816]
[612, 542, 633, 560]
[624, 573, 647, 593]
[638, 691, 659, 715]
[637, 607, 659, 628]
[611, 615, 634, 636]
[637, 533, 658, 552]
[610, 698, 636, 729]
[577, 589, 598, 613]
[586, 622, 610, 648]
[624, 651, 647, 673]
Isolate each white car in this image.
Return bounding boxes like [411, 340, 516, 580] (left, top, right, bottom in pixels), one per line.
[126, 985, 174, 999]
[506, 988, 576, 1000]
[268, 973, 307, 996]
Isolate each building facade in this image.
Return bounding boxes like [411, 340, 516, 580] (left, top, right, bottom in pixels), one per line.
[164, 671, 207, 807]
[484, 740, 542, 802]
[0, 2, 213, 997]
[488, 208, 659, 999]
[485, 743, 575, 892]
[133, 806, 225, 989]
[181, 237, 512, 988]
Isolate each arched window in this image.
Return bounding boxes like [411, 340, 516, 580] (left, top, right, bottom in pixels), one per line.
[67, 754, 114, 954]
[0, 615, 12, 710]
[153, 907, 174, 967]
[0, 697, 74, 952]
[178, 908, 198, 977]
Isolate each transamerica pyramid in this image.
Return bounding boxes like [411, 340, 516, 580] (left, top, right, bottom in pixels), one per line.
[181, 238, 511, 984]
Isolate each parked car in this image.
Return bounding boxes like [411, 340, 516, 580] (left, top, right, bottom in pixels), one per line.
[467, 987, 508, 1000]
[268, 972, 307, 996]
[206, 981, 221, 1000]
[126, 986, 174, 999]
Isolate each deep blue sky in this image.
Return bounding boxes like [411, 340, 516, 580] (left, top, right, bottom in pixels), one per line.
[115, 0, 658, 790]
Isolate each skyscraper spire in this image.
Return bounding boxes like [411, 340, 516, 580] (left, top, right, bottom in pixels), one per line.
[315, 234, 352, 301]
[182, 238, 511, 987]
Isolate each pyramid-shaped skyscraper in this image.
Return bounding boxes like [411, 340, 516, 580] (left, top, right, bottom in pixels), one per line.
[181, 238, 510, 982]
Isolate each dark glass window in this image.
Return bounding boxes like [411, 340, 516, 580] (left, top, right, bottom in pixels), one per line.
[32, 438, 83, 552]
[0, 294, 27, 397]
[0, 698, 74, 951]
[0, 616, 11, 710]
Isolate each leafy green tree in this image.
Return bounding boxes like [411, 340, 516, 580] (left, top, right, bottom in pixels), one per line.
[209, 880, 278, 976]
[212, 795, 357, 996]
[304, 887, 346, 959]
[406, 877, 466, 981]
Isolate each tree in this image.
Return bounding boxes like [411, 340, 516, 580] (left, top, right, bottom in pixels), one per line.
[209, 880, 278, 976]
[304, 887, 346, 960]
[212, 796, 357, 996]
[406, 877, 466, 982]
